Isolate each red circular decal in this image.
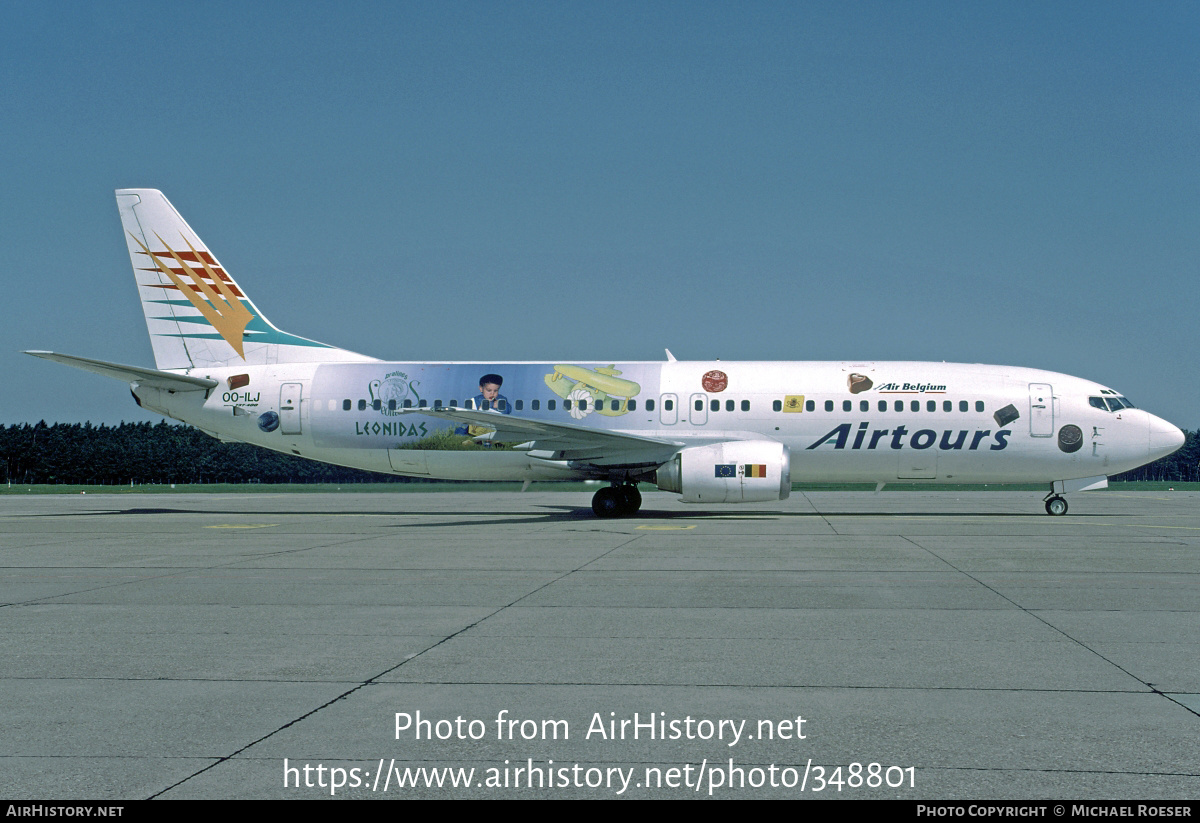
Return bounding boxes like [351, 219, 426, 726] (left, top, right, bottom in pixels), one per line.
[702, 370, 728, 393]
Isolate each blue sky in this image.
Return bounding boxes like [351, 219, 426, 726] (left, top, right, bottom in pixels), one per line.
[3, 1, 1197, 427]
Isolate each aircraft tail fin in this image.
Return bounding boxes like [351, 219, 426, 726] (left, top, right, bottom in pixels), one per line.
[116, 189, 376, 370]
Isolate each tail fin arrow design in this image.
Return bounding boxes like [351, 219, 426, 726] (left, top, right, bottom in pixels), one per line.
[131, 232, 254, 358]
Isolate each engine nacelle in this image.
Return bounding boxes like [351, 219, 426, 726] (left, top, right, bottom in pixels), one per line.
[655, 441, 791, 503]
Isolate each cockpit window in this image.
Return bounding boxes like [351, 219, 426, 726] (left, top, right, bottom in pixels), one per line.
[1091, 395, 1136, 412]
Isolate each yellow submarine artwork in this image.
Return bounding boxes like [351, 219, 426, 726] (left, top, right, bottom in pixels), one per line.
[543, 365, 641, 418]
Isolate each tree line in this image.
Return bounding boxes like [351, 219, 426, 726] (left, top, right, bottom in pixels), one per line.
[0, 421, 405, 485]
[0, 421, 1196, 486]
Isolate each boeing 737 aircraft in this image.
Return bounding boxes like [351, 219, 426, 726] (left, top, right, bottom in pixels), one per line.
[27, 190, 1186, 516]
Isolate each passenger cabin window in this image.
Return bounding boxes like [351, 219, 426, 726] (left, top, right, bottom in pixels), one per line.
[943, 401, 952, 412]
[805, 400, 815, 412]
[645, 399, 654, 411]
[878, 400, 887, 412]
[664, 399, 673, 411]
[343, 399, 351, 411]
[548, 400, 556, 410]
[894, 400, 903, 412]
[860, 400, 869, 412]
[515, 400, 523, 410]
[532, 399, 540, 410]
[910, 400, 919, 412]
[726, 399, 734, 412]
[772, 400, 782, 412]
[741, 400, 750, 412]
[711, 399, 719, 412]
[695, 399, 704, 412]
[824, 400, 834, 412]
[358, 399, 367, 411]
[389, 400, 397, 411]
[926, 400, 936, 412]
[418, 400, 428, 408]
[975, 401, 985, 412]
[843, 400, 852, 412]
[959, 400, 968, 412]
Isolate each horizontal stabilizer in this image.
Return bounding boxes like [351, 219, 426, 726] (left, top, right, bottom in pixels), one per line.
[24, 351, 218, 392]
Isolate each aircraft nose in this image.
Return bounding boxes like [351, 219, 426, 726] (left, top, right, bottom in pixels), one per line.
[1147, 414, 1186, 460]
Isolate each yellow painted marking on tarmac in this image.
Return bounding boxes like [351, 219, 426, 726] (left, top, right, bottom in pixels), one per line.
[1127, 524, 1200, 531]
[636, 524, 697, 530]
[1061, 521, 1200, 532]
[1105, 493, 1190, 501]
[204, 524, 278, 529]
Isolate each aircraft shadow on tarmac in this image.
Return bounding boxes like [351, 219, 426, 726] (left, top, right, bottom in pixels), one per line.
[24, 506, 1128, 527]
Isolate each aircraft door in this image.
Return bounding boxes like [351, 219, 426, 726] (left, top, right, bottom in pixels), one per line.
[897, 450, 937, 479]
[689, 394, 708, 425]
[388, 449, 429, 475]
[280, 382, 303, 435]
[660, 394, 678, 425]
[1028, 383, 1053, 437]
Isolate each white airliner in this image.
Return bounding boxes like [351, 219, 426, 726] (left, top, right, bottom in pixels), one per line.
[27, 190, 1185, 517]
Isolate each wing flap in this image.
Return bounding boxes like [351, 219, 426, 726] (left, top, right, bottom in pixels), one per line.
[402, 407, 681, 464]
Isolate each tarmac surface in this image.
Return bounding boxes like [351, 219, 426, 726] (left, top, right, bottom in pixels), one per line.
[1, 489, 1198, 800]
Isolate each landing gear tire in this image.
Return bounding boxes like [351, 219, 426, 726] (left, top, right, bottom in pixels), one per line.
[592, 486, 622, 518]
[592, 484, 641, 518]
[619, 484, 642, 514]
[1045, 496, 1068, 516]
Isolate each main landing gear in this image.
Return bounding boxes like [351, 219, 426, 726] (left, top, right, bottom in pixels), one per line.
[592, 483, 642, 518]
[1044, 494, 1068, 516]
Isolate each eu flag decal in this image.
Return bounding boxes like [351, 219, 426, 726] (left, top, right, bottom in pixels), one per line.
[714, 464, 737, 478]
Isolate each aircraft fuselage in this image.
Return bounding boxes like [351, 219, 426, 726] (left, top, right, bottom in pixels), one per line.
[134, 358, 1182, 488]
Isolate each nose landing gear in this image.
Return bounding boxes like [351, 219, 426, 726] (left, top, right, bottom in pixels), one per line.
[1044, 494, 1068, 516]
[592, 483, 642, 518]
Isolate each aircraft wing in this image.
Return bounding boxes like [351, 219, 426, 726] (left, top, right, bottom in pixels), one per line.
[402, 407, 682, 467]
[24, 351, 219, 392]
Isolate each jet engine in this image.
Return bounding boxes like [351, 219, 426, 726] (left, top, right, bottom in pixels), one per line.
[655, 441, 791, 503]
